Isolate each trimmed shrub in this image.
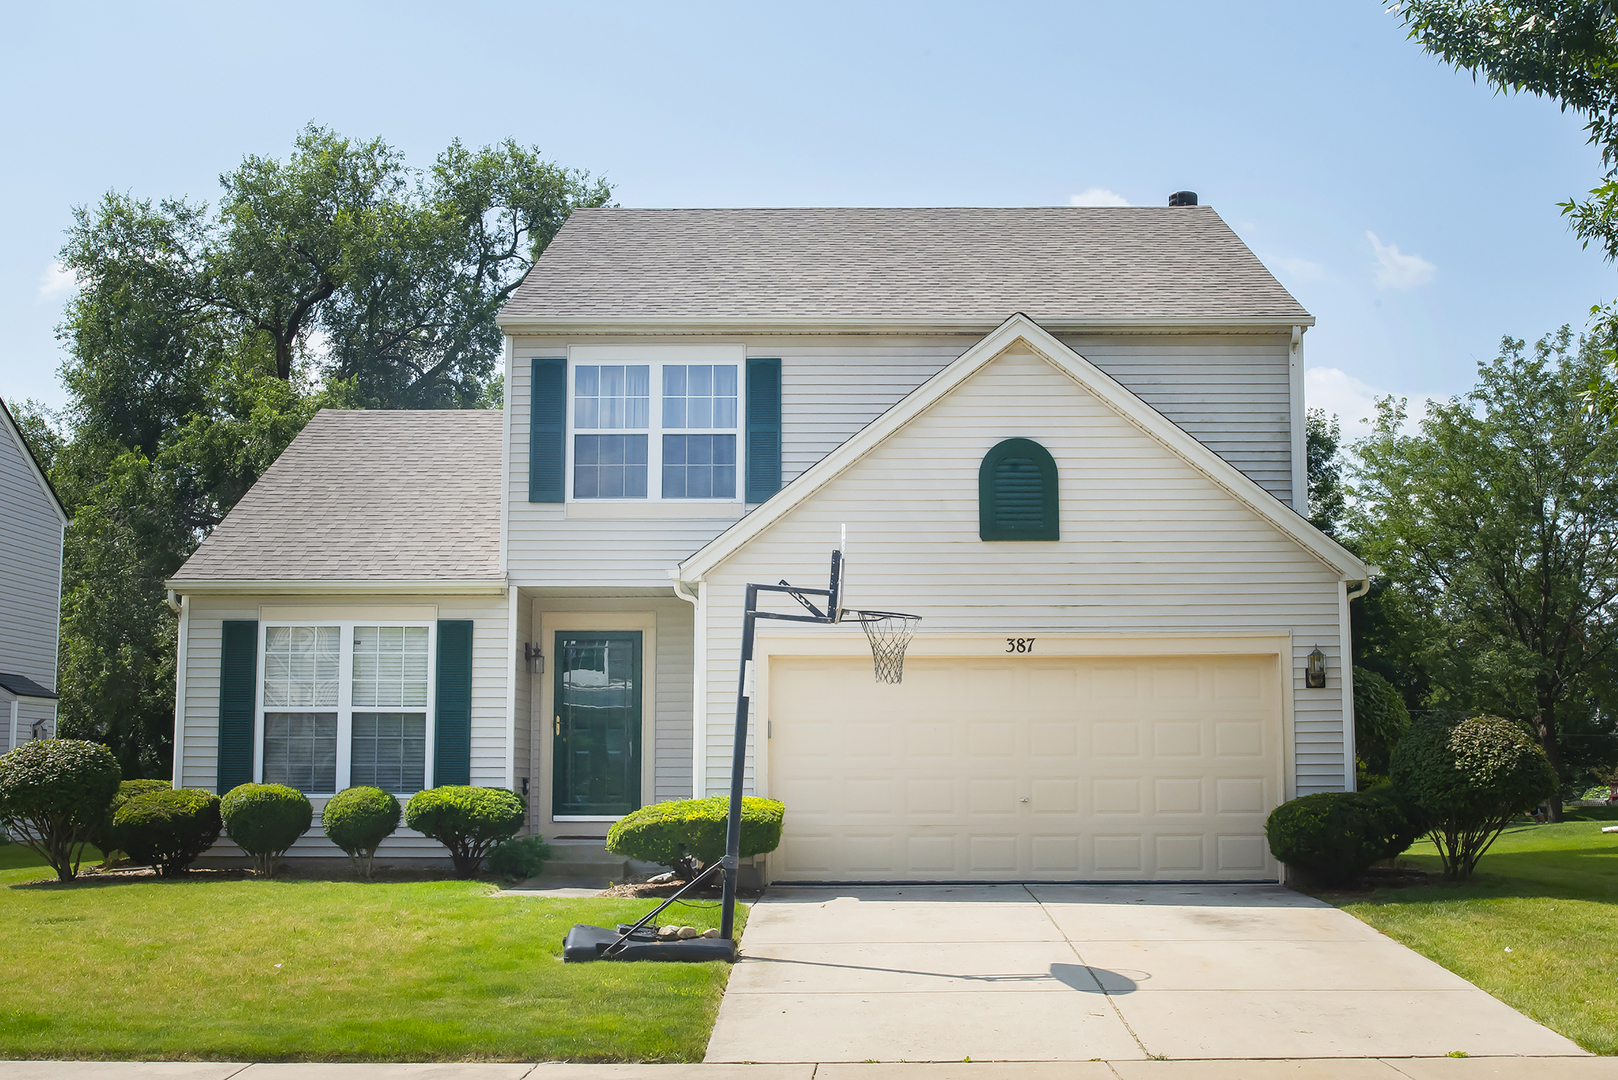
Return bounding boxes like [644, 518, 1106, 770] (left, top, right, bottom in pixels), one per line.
[92, 778, 172, 864]
[487, 835, 552, 882]
[0, 739, 121, 881]
[322, 786, 401, 878]
[113, 788, 222, 876]
[1353, 667, 1411, 778]
[1358, 785, 1424, 863]
[1265, 792, 1392, 887]
[221, 783, 313, 876]
[1391, 713, 1559, 880]
[607, 796, 785, 880]
[403, 786, 526, 877]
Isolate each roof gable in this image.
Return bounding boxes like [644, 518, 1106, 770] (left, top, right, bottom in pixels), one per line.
[499, 207, 1311, 329]
[676, 315, 1368, 582]
[0, 397, 68, 526]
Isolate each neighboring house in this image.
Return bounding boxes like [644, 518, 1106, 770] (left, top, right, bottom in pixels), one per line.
[0, 398, 67, 753]
[168, 202, 1370, 881]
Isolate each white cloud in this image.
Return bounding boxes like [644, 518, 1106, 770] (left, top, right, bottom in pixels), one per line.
[37, 262, 76, 302]
[1306, 366, 1442, 445]
[1366, 232, 1436, 289]
[1068, 187, 1130, 207]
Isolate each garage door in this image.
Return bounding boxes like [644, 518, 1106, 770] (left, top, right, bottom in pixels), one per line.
[766, 653, 1282, 882]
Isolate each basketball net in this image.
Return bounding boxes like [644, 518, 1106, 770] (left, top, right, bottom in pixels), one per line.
[853, 610, 920, 684]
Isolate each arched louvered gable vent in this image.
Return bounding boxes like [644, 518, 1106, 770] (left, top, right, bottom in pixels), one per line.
[978, 438, 1059, 541]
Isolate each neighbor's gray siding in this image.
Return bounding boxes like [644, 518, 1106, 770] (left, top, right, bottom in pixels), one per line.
[177, 592, 508, 860]
[0, 416, 63, 691]
[696, 345, 1345, 801]
[505, 332, 1296, 589]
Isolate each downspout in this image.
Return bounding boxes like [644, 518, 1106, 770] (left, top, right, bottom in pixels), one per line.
[165, 588, 182, 614]
[669, 571, 704, 798]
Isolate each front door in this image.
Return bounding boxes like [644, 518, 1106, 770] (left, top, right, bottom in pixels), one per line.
[553, 631, 642, 818]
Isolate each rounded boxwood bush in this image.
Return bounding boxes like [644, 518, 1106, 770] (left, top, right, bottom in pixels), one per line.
[1265, 791, 1413, 887]
[0, 739, 121, 881]
[607, 796, 785, 880]
[92, 778, 172, 863]
[486, 835, 552, 882]
[113, 788, 222, 877]
[1392, 712, 1558, 880]
[403, 786, 526, 877]
[221, 783, 313, 876]
[322, 786, 400, 878]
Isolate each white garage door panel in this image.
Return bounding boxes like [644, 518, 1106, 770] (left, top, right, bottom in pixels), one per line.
[767, 654, 1280, 882]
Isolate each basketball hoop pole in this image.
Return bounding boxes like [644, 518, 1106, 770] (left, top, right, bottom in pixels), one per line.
[718, 550, 916, 942]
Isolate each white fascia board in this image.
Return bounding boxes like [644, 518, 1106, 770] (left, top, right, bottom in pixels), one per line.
[676, 313, 1368, 583]
[495, 314, 1316, 334]
[164, 578, 510, 596]
[0, 397, 69, 526]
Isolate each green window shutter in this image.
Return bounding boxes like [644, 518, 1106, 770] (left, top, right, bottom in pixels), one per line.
[746, 358, 782, 503]
[434, 620, 474, 786]
[979, 438, 1060, 541]
[216, 620, 258, 794]
[529, 358, 566, 502]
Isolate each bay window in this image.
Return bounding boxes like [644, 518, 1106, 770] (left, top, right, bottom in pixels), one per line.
[257, 622, 435, 796]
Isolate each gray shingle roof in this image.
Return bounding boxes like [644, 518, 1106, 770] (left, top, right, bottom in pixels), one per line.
[499, 206, 1310, 323]
[0, 673, 57, 699]
[171, 410, 502, 583]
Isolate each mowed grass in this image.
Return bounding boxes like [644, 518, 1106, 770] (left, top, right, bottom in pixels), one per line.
[1333, 807, 1618, 1055]
[0, 842, 744, 1062]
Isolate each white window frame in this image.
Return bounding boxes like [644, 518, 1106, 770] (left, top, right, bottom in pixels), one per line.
[253, 620, 438, 798]
[565, 344, 747, 504]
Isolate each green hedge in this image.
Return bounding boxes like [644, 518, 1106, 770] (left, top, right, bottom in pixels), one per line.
[607, 797, 784, 877]
[487, 835, 552, 882]
[321, 786, 400, 878]
[113, 788, 222, 876]
[403, 786, 526, 878]
[221, 783, 313, 876]
[1264, 790, 1419, 887]
[93, 779, 172, 862]
[0, 739, 121, 881]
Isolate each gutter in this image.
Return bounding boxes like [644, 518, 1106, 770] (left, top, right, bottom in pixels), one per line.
[495, 314, 1316, 334]
[1345, 568, 1379, 602]
[162, 578, 510, 597]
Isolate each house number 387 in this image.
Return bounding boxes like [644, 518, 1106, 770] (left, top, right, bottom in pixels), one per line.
[1005, 637, 1036, 653]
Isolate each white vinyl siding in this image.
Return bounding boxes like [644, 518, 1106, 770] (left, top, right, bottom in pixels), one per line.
[0, 413, 65, 692]
[176, 592, 508, 860]
[695, 345, 1346, 806]
[506, 331, 1296, 590]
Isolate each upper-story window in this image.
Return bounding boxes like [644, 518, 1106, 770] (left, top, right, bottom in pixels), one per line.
[568, 351, 742, 501]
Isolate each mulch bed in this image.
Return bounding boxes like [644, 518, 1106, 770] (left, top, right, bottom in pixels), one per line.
[600, 878, 763, 900]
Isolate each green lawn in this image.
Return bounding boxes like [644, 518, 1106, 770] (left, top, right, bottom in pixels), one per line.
[1332, 807, 1618, 1055]
[0, 840, 744, 1062]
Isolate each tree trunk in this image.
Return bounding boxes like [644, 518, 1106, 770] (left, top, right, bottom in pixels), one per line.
[274, 334, 293, 381]
[1535, 695, 1565, 822]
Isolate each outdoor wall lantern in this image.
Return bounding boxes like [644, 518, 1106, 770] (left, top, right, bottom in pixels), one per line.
[1305, 646, 1327, 689]
[523, 642, 543, 674]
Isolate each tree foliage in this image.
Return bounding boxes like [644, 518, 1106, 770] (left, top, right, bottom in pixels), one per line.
[1354, 665, 1413, 778]
[33, 127, 608, 775]
[1391, 712, 1559, 879]
[0, 739, 121, 881]
[1350, 329, 1618, 817]
[1306, 407, 1347, 536]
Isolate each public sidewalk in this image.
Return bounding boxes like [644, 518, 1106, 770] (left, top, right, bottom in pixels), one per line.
[3, 1059, 1617, 1078]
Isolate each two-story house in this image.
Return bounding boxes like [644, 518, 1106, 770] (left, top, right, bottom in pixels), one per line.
[1, 398, 67, 753]
[167, 202, 1370, 882]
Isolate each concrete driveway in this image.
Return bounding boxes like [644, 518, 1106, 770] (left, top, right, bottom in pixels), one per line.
[705, 884, 1586, 1063]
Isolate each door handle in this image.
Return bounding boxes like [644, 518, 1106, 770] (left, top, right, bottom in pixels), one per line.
[555, 715, 561, 737]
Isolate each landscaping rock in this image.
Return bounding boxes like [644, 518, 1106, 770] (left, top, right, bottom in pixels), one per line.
[702, 928, 720, 938]
[676, 925, 700, 939]
[655, 924, 681, 940]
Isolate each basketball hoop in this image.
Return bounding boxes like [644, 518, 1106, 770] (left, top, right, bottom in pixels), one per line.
[851, 609, 920, 684]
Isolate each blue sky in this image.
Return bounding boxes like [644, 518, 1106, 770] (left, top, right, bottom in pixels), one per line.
[1, 0, 1611, 440]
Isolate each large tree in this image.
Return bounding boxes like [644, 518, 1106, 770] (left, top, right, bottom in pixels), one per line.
[34, 127, 609, 775]
[1349, 328, 1618, 818]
